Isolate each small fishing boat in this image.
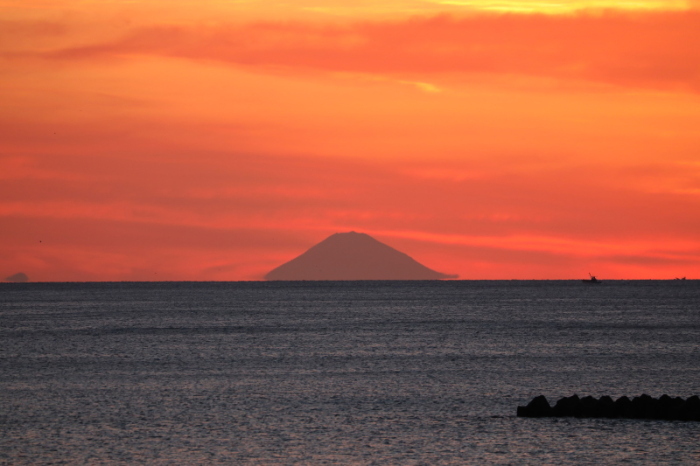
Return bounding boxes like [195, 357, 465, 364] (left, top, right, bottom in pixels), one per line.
[582, 273, 601, 284]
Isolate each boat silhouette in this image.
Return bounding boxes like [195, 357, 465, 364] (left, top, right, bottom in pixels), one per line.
[582, 273, 601, 284]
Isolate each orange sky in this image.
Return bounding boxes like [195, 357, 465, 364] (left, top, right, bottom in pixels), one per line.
[2, 0, 700, 281]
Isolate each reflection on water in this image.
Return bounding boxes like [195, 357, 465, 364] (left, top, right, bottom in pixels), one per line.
[1, 281, 699, 463]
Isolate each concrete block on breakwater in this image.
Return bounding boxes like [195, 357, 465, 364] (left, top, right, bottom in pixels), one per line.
[517, 394, 700, 421]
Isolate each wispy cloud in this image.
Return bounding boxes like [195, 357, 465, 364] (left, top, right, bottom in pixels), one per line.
[5, 11, 698, 92]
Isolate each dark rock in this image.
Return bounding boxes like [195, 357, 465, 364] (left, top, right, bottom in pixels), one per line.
[519, 394, 700, 421]
[657, 394, 674, 420]
[614, 396, 632, 418]
[685, 395, 700, 421]
[668, 397, 686, 420]
[597, 396, 615, 418]
[631, 394, 657, 419]
[575, 396, 599, 418]
[552, 394, 580, 417]
[517, 395, 552, 417]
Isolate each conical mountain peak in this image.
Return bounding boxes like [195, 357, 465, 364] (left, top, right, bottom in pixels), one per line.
[265, 232, 455, 280]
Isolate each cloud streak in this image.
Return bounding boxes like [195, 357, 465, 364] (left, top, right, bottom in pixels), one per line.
[15, 11, 699, 92]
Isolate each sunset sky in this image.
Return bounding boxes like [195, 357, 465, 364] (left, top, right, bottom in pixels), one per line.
[2, 0, 700, 281]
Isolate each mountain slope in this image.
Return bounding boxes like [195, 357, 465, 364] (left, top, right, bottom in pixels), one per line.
[265, 232, 455, 280]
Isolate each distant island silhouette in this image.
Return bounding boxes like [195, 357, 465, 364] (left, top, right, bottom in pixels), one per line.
[5, 272, 29, 283]
[265, 231, 456, 280]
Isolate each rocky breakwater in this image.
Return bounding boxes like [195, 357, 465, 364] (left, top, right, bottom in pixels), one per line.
[517, 394, 700, 421]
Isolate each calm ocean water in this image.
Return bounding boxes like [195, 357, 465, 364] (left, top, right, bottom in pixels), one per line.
[1, 280, 699, 464]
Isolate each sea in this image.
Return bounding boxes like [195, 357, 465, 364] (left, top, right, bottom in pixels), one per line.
[1, 280, 699, 464]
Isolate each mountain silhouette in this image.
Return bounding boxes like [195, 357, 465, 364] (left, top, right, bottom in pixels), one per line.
[5, 272, 29, 283]
[265, 232, 456, 280]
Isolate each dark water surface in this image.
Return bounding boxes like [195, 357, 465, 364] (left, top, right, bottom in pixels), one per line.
[1, 281, 699, 464]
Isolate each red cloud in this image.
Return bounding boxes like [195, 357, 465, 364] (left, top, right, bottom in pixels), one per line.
[31, 11, 700, 92]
